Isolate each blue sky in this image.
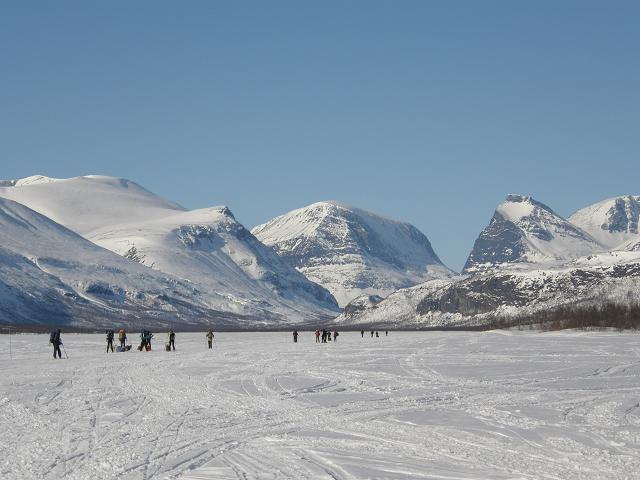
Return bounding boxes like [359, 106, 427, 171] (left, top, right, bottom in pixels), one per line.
[1, 1, 639, 271]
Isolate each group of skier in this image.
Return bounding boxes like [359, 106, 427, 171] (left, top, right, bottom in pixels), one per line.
[291, 329, 340, 343]
[316, 329, 338, 342]
[291, 329, 388, 343]
[50, 327, 389, 358]
[360, 330, 388, 338]
[49, 328, 216, 358]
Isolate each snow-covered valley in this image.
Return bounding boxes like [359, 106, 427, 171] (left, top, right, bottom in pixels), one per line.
[2, 331, 639, 479]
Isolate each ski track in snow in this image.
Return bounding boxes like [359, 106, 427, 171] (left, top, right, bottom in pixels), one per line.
[1, 331, 640, 479]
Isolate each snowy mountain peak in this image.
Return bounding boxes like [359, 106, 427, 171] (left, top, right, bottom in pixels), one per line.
[252, 202, 454, 307]
[569, 195, 640, 249]
[499, 194, 557, 221]
[0, 174, 186, 235]
[0, 174, 62, 187]
[465, 195, 603, 272]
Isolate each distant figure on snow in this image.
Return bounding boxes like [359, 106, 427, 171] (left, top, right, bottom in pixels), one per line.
[361, 330, 364, 338]
[50, 329, 63, 359]
[293, 330, 299, 343]
[321, 329, 327, 343]
[385, 331, 388, 337]
[370, 331, 374, 338]
[106, 329, 115, 353]
[333, 331, 339, 342]
[168, 329, 176, 351]
[206, 329, 214, 349]
[118, 329, 127, 349]
[315, 330, 321, 343]
[375, 331, 379, 338]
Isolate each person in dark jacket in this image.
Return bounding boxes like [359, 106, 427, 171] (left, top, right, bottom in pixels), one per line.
[206, 329, 214, 349]
[50, 329, 62, 359]
[139, 330, 153, 351]
[106, 329, 115, 353]
[361, 330, 364, 338]
[292, 330, 299, 343]
[333, 331, 338, 342]
[168, 330, 176, 351]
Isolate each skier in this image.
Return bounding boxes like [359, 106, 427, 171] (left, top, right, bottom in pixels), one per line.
[139, 330, 153, 351]
[385, 331, 388, 337]
[370, 330, 374, 338]
[333, 331, 339, 342]
[321, 329, 327, 343]
[293, 330, 299, 343]
[168, 329, 176, 351]
[375, 331, 379, 338]
[50, 329, 63, 359]
[118, 329, 127, 349]
[315, 330, 320, 343]
[206, 329, 214, 349]
[361, 330, 364, 338]
[106, 329, 115, 353]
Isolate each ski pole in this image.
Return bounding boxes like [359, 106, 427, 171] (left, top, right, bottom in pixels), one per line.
[62, 344, 69, 359]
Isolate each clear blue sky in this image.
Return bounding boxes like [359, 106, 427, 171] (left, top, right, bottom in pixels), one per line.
[2, 1, 639, 271]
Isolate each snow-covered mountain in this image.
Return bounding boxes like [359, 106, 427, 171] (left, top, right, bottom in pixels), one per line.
[337, 251, 640, 329]
[337, 194, 640, 329]
[0, 176, 339, 327]
[0, 196, 239, 328]
[464, 194, 604, 272]
[251, 201, 454, 306]
[568, 195, 640, 250]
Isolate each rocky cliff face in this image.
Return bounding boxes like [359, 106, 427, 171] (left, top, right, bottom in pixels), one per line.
[464, 195, 603, 272]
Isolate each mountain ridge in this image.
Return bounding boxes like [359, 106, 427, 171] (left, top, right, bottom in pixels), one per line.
[252, 201, 455, 306]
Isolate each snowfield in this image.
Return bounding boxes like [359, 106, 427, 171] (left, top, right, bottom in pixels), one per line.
[1, 331, 640, 479]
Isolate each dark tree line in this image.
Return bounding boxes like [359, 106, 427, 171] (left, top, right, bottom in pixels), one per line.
[486, 302, 640, 331]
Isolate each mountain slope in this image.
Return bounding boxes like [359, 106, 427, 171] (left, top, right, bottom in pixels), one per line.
[568, 195, 640, 250]
[88, 206, 338, 318]
[252, 201, 454, 306]
[464, 195, 604, 272]
[0, 176, 339, 326]
[0, 196, 248, 328]
[336, 251, 640, 329]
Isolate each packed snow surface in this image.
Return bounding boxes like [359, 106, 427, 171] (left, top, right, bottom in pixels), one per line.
[2, 331, 639, 479]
